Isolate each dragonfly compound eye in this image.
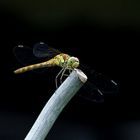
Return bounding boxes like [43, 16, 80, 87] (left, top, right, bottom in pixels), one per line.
[68, 57, 79, 68]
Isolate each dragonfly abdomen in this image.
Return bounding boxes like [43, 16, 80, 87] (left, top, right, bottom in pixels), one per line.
[14, 53, 70, 74]
[14, 58, 57, 74]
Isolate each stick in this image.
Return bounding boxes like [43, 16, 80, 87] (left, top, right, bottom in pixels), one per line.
[24, 69, 87, 140]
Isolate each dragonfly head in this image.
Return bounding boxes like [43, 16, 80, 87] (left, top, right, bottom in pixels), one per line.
[67, 57, 79, 69]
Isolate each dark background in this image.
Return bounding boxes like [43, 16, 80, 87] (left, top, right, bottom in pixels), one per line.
[0, 0, 139, 140]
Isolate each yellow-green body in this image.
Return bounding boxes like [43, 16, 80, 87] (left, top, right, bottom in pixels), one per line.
[14, 53, 79, 74]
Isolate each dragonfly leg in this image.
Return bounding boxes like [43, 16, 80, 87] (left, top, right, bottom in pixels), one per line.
[69, 69, 73, 74]
[60, 68, 67, 84]
[60, 68, 74, 84]
[55, 68, 65, 88]
[61, 68, 73, 79]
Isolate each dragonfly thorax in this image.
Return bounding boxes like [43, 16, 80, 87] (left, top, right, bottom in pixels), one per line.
[66, 56, 79, 69]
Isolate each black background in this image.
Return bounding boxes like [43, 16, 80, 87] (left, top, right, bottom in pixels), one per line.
[0, 0, 139, 140]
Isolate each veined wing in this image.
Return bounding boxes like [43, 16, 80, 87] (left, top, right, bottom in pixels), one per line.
[78, 64, 119, 103]
[33, 42, 61, 58]
[13, 42, 60, 67]
[79, 81, 104, 103]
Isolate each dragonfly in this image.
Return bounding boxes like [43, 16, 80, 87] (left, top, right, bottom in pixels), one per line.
[13, 42, 119, 103]
[14, 42, 79, 88]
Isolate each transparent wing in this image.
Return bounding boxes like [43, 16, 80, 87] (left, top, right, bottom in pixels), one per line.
[88, 71, 118, 94]
[13, 42, 61, 66]
[78, 64, 119, 103]
[33, 42, 60, 58]
[13, 42, 61, 73]
[79, 81, 104, 103]
[13, 42, 60, 65]
[13, 44, 43, 66]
